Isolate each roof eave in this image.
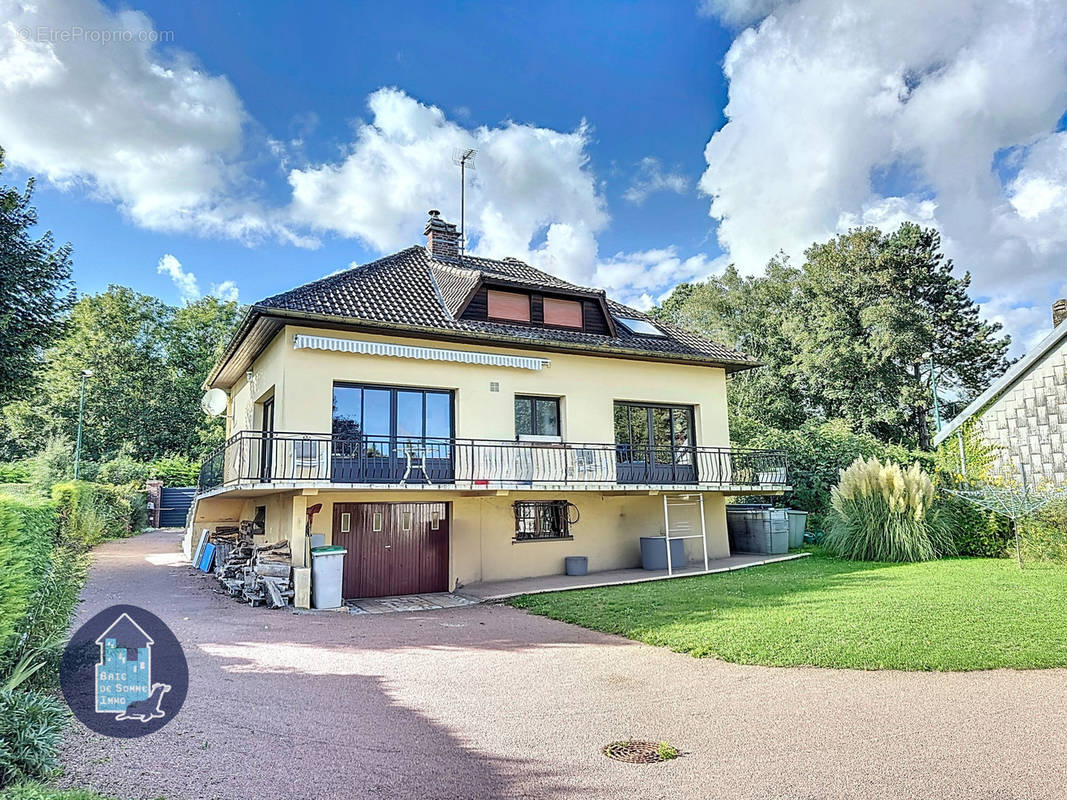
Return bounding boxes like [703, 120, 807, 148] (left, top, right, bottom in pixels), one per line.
[211, 307, 759, 382]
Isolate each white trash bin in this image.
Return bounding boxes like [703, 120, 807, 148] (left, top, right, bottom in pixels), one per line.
[310, 545, 347, 609]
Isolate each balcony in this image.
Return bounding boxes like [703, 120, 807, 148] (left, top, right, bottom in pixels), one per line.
[197, 431, 789, 495]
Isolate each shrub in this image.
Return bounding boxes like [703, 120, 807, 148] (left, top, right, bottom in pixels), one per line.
[95, 452, 151, 486]
[27, 438, 74, 494]
[149, 454, 201, 486]
[0, 689, 67, 787]
[936, 487, 1013, 557]
[824, 457, 952, 562]
[0, 498, 58, 674]
[733, 418, 931, 530]
[0, 464, 31, 484]
[1020, 500, 1067, 565]
[51, 482, 138, 550]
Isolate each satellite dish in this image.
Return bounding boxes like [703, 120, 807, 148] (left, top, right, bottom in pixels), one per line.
[201, 388, 228, 417]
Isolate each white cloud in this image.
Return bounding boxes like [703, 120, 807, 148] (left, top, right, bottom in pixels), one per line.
[157, 253, 199, 300]
[0, 0, 308, 245]
[157, 254, 239, 303]
[699, 0, 1067, 355]
[594, 247, 725, 308]
[288, 88, 612, 286]
[622, 157, 688, 204]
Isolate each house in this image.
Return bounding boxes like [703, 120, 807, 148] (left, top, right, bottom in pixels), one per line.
[189, 210, 789, 599]
[933, 299, 1067, 486]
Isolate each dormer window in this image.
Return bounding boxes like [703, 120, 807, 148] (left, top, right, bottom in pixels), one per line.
[487, 290, 531, 322]
[543, 297, 583, 328]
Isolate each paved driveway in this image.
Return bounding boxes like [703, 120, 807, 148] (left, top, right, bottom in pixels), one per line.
[61, 529, 1067, 800]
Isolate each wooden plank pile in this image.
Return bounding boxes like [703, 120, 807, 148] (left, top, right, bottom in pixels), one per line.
[212, 523, 294, 609]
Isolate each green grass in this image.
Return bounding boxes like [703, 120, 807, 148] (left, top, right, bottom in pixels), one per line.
[0, 785, 124, 800]
[509, 552, 1067, 671]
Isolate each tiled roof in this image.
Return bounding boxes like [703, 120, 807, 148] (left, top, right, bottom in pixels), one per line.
[254, 246, 757, 369]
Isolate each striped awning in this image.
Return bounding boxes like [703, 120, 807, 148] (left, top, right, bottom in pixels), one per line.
[292, 334, 550, 370]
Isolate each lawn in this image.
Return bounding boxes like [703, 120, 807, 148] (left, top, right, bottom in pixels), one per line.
[509, 552, 1067, 671]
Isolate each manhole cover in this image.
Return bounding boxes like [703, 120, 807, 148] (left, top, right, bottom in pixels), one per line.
[602, 740, 679, 763]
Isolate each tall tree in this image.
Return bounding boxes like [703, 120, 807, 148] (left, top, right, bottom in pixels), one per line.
[792, 223, 1011, 448]
[0, 147, 74, 408]
[165, 296, 243, 455]
[655, 259, 808, 433]
[2, 287, 243, 462]
[654, 223, 1011, 450]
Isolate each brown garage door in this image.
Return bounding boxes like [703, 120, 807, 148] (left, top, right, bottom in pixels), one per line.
[332, 502, 449, 598]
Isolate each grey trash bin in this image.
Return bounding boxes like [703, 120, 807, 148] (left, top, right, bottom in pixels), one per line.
[786, 510, 808, 548]
[745, 509, 789, 554]
[640, 536, 687, 570]
[310, 545, 347, 609]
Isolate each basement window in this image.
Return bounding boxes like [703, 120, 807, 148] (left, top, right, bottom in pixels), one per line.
[513, 500, 578, 542]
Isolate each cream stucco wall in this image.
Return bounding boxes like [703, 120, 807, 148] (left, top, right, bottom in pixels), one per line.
[192, 489, 729, 588]
[196, 324, 737, 593]
[227, 325, 731, 447]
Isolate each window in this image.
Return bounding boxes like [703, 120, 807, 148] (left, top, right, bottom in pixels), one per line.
[372, 511, 383, 532]
[515, 396, 561, 437]
[613, 402, 697, 483]
[487, 290, 531, 322]
[614, 316, 666, 337]
[340, 512, 351, 533]
[431, 510, 441, 530]
[513, 500, 578, 541]
[543, 297, 583, 328]
[401, 511, 413, 531]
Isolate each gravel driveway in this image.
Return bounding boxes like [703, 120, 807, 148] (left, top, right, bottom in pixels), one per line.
[60, 529, 1067, 800]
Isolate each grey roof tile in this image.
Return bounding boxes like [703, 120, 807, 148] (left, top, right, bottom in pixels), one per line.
[256, 246, 757, 368]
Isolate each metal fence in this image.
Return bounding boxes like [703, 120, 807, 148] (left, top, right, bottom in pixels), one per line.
[198, 431, 788, 493]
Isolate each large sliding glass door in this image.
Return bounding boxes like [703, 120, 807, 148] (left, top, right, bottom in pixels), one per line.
[614, 402, 696, 483]
[332, 384, 454, 483]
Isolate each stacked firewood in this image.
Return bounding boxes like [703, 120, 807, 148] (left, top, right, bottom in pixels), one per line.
[214, 525, 294, 609]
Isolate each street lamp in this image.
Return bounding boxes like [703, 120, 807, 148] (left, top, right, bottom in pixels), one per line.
[74, 368, 93, 480]
[919, 351, 942, 432]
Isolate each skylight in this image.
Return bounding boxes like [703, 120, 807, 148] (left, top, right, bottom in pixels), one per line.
[614, 316, 666, 337]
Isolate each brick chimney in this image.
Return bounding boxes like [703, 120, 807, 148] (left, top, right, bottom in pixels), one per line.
[1054, 298, 1067, 328]
[424, 209, 460, 259]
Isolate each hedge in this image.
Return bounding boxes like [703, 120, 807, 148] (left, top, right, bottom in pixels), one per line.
[0, 498, 58, 674]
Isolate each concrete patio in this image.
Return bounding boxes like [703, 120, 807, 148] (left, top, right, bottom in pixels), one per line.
[456, 551, 809, 601]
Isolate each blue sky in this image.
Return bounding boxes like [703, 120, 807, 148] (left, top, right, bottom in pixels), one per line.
[3, 0, 1067, 354]
[11, 1, 733, 308]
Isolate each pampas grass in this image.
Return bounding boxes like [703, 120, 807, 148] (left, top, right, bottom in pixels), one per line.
[825, 457, 952, 562]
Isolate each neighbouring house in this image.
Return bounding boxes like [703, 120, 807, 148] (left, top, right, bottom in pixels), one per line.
[933, 299, 1067, 487]
[188, 210, 789, 599]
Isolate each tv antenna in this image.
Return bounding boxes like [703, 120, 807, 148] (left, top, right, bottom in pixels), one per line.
[452, 148, 476, 255]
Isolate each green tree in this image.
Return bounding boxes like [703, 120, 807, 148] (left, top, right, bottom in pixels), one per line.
[0, 148, 74, 409]
[792, 223, 1010, 448]
[4, 287, 172, 461]
[165, 295, 242, 454]
[2, 287, 241, 463]
[655, 258, 807, 432]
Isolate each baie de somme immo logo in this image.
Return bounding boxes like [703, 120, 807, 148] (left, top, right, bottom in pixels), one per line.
[61, 605, 188, 738]
[93, 613, 170, 722]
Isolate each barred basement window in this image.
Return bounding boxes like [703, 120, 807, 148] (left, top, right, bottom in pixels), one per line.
[513, 500, 579, 542]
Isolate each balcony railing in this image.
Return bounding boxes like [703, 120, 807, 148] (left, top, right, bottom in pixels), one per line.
[197, 431, 789, 494]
